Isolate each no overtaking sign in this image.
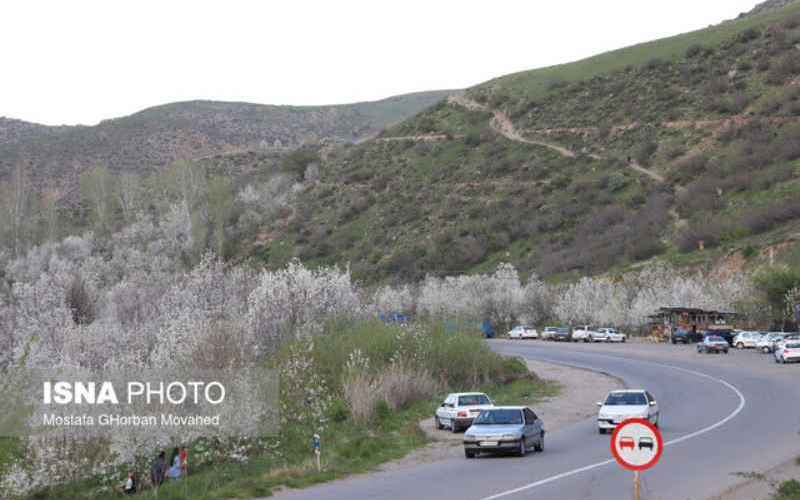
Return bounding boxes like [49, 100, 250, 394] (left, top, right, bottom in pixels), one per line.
[610, 418, 663, 471]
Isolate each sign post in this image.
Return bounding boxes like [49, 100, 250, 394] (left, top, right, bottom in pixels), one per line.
[610, 418, 663, 500]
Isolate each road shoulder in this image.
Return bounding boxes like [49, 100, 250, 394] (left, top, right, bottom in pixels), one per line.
[710, 457, 800, 500]
[380, 357, 624, 472]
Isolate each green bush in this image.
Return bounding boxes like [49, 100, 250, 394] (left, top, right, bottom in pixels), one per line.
[774, 479, 800, 500]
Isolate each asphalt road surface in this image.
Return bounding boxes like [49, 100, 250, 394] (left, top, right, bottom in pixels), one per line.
[273, 340, 800, 500]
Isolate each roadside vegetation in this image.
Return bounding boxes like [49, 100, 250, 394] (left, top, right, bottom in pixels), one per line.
[1, 319, 554, 500]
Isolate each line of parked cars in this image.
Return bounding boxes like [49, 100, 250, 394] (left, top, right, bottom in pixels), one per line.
[507, 325, 627, 343]
[693, 329, 800, 364]
[436, 387, 660, 458]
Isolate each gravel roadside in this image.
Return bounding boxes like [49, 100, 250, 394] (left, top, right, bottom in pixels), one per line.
[379, 357, 623, 472]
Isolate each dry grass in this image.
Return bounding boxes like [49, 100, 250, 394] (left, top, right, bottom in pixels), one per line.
[344, 363, 440, 423]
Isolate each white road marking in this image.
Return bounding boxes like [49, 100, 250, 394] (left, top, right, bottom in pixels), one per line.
[479, 354, 747, 500]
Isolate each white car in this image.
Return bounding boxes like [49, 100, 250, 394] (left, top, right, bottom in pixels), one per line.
[508, 325, 538, 339]
[733, 331, 763, 350]
[435, 393, 494, 433]
[598, 327, 627, 343]
[758, 333, 786, 353]
[774, 334, 800, 352]
[774, 341, 800, 364]
[596, 389, 659, 434]
[571, 326, 598, 342]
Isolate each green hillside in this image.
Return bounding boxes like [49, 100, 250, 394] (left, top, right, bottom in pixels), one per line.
[257, 1, 800, 283]
[0, 90, 454, 198]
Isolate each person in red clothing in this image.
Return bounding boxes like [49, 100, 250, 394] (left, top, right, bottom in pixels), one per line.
[180, 447, 188, 476]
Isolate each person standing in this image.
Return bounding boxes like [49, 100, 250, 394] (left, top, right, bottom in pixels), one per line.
[150, 451, 167, 487]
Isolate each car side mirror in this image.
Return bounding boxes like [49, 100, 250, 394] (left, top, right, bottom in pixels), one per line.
[649, 401, 656, 406]
[596, 402, 602, 407]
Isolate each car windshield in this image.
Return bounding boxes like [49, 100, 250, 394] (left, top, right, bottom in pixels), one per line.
[472, 409, 522, 425]
[604, 392, 647, 406]
[556, 327, 569, 333]
[459, 394, 490, 406]
[706, 336, 724, 342]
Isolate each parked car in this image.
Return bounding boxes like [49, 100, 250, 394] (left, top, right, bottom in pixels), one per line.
[571, 325, 598, 342]
[774, 334, 800, 352]
[774, 341, 800, 364]
[597, 390, 659, 434]
[435, 393, 494, 433]
[697, 335, 729, 354]
[705, 328, 735, 346]
[598, 327, 627, 343]
[542, 326, 571, 341]
[463, 406, 544, 458]
[508, 325, 538, 340]
[757, 333, 785, 353]
[733, 331, 764, 349]
[672, 328, 703, 344]
[551, 327, 571, 342]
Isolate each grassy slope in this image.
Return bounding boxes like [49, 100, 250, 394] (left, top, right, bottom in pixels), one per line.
[259, 1, 800, 283]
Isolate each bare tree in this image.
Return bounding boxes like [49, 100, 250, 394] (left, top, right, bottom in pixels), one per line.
[0, 163, 32, 257]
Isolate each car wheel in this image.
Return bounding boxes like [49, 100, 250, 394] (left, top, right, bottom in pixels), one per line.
[763, 347, 770, 353]
[451, 422, 460, 433]
[518, 438, 527, 457]
[465, 449, 475, 459]
[534, 432, 544, 452]
[736, 342, 744, 350]
[598, 427, 606, 435]
[435, 416, 443, 430]
[724, 349, 729, 354]
[622, 338, 626, 343]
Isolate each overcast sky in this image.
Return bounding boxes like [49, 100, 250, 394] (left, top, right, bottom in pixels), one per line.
[1, 0, 763, 126]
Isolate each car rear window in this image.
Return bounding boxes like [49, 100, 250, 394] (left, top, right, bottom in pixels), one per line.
[604, 392, 647, 406]
[707, 336, 724, 342]
[785, 342, 800, 349]
[459, 395, 490, 406]
[473, 409, 522, 425]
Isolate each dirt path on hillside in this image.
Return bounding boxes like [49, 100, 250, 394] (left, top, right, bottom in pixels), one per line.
[378, 358, 623, 472]
[374, 133, 461, 143]
[447, 95, 667, 183]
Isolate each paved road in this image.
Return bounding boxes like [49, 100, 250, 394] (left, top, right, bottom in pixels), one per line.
[273, 340, 800, 500]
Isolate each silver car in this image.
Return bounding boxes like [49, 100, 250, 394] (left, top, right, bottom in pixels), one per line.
[463, 406, 545, 458]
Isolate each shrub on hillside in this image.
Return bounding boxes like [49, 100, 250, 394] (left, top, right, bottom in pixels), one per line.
[635, 141, 659, 166]
[743, 201, 800, 235]
[686, 44, 712, 59]
[736, 27, 761, 44]
[677, 223, 723, 253]
[767, 52, 800, 85]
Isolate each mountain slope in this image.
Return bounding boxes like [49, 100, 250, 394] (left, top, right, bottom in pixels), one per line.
[259, 1, 800, 283]
[0, 90, 455, 193]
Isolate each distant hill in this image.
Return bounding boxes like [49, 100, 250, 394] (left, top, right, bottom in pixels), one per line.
[258, 1, 800, 283]
[0, 90, 455, 194]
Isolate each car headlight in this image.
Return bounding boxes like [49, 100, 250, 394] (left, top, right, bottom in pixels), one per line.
[599, 413, 610, 419]
[464, 433, 476, 440]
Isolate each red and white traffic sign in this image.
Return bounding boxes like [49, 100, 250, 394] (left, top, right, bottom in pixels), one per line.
[610, 418, 663, 471]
